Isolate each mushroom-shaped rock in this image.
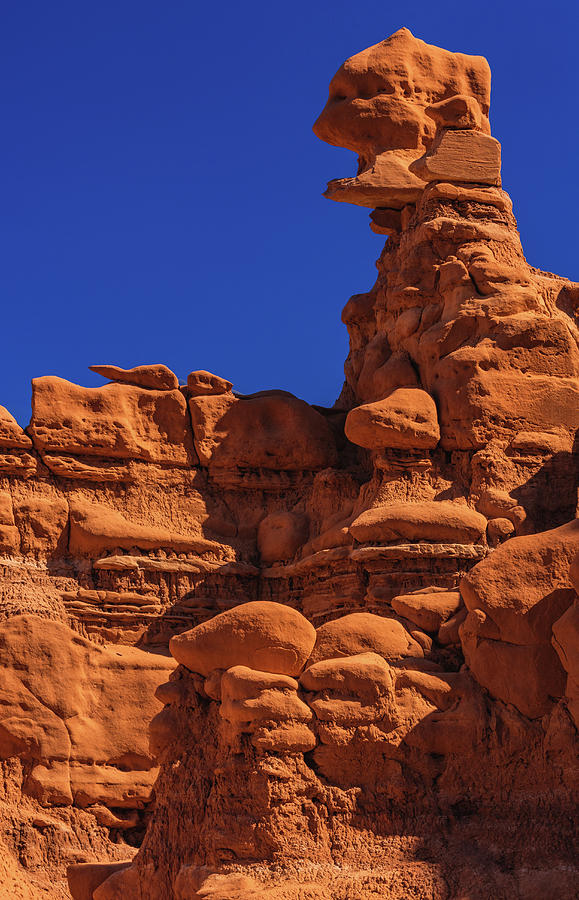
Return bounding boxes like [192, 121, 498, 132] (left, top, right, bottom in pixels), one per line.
[345, 388, 440, 451]
[89, 363, 179, 391]
[169, 601, 316, 677]
[257, 511, 309, 564]
[186, 369, 233, 396]
[350, 501, 487, 544]
[308, 612, 423, 666]
[313, 27, 490, 209]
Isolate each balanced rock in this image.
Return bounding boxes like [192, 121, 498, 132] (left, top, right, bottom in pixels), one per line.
[89, 363, 179, 390]
[169, 601, 316, 677]
[345, 388, 440, 450]
[313, 27, 490, 209]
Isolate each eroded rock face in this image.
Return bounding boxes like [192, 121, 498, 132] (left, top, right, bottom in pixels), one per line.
[1, 26, 578, 900]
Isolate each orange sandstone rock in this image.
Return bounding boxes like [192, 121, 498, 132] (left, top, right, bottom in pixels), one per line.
[89, 363, 179, 390]
[350, 501, 487, 544]
[308, 611, 423, 664]
[257, 511, 309, 563]
[1, 24, 579, 900]
[189, 391, 337, 471]
[30, 375, 193, 464]
[187, 369, 233, 395]
[0, 615, 172, 808]
[344, 388, 440, 450]
[391, 590, 462, 633]
[314, 27, 490, 208]
[169, 601, 316, 676]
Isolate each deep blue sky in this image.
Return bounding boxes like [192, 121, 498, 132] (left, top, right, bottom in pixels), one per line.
[2, 1, 578, 425]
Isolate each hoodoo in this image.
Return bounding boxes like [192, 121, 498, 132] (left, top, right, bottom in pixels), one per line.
[0, 27, 577, 900]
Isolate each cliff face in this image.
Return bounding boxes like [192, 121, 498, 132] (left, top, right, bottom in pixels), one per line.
[0, 27, 578, 900]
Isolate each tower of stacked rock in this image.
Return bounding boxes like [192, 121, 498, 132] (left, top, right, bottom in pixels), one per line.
[0, 27, 577, 900]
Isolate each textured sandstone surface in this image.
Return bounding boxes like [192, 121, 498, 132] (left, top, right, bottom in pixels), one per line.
[0, 24, 578, 900]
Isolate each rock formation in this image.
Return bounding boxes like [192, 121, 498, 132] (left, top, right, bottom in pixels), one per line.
[0, 26, 577, 900]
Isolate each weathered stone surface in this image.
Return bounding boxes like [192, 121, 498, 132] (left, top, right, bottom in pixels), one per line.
[350, 501, 487, 544]
[309, 612, 423, 664]
[460, 521, 579, 646]
[1, 24, 579, 900]
[29, 375, 193, 464]
[0, 404, 32, 448]
[391, 590, 461, 633]
[345, 388, 440, 450]
[89, 363, 179, 390]
[0, 615, 172, 809]
[552, 595, 579, 727]
[69, 497, 221, 557]
[169, 601, 316, 676]
[313, 27, 490, 209]
[187, 369, 233, 396]
[189, 390, 337, 471]
[257, 511, 309, 563]
[411, 129, 501, 185]
[67, 862, 132, 900]
[459, 523, 578, 718]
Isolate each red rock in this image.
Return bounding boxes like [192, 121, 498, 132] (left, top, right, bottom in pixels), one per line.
[460, 616, 566, 719]
[552, 597, 579, 727]
[257, 511, 309, 563]
[186, 369, 233, 395]
[169, 601, 316, 677]
[391, 590, 462, 633]
[189, 391, 337, 470]
[0, 405, 32, 448]
[69, 497, 221, 556]
[411, 129, 501, 185]
[0, 615, 172, 807]
[308, 612, 423, 664]
[350, 501, 487, 544]
[89, 363, 179, 390]
[67, 862, 132, 900]
[460, 521, 579, 646]
[29, 375, 193, 464]
[2, 25, 579, 899]
[313, 27, 490, 209]
[344, 388, 440, 450]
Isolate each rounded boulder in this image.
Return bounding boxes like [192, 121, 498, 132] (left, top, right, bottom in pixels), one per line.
[308, 612, 423, 665]
[169, 601, 316, 677]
